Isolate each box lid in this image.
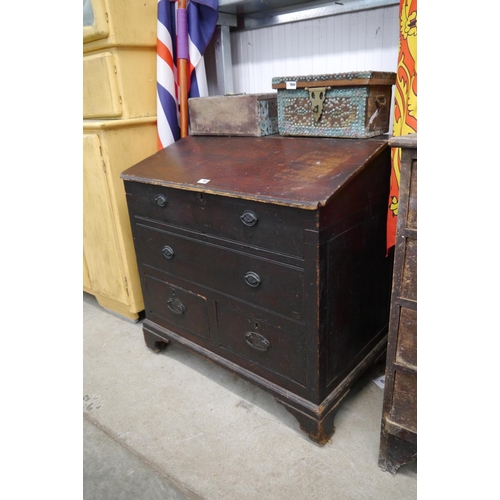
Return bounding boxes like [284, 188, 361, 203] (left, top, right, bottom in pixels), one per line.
[189, 93, 276, 102]
[121, 135, 388, 210]
[272, 71, 396, 90]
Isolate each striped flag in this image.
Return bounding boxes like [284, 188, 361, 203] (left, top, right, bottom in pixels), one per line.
[156, 0, 218, 150]
[386, 0, 417, 251]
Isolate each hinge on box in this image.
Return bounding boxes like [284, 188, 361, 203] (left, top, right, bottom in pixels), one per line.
[305, 86, 331, 122]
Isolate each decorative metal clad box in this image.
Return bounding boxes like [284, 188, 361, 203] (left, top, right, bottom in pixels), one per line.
[188, 93, 278, 137]
[272, 71, 396, 139]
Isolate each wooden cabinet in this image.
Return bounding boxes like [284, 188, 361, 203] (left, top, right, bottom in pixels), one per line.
[379, 133, 417, 473]
[83, 0, 157, 320]
[122, 135, 394, 443]
[83, 119, 157, 320]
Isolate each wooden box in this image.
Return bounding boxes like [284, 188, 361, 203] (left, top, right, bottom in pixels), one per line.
[188, 93, 278, 137]
[272, 71, 396, 139]
[378, 133, 417, 473]
[121, 135, 393, 444]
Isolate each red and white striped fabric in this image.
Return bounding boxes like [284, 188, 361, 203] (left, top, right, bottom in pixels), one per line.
[156, 0, 218, 150]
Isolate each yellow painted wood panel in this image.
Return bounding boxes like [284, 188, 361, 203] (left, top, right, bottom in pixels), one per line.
[83, 0, 157, 52]
[83, 0, 109, 44]
[83, 252, 92, 291]
[83, 117, 157, 317]
[83, 48, 157, 119]
[83, 52, 122, 119]
[83, 133, 129, 306]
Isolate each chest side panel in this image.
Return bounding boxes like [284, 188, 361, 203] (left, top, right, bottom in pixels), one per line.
[318, 148, 393, 395]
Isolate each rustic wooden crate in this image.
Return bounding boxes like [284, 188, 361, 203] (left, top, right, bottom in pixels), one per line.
[188, 93, 278, 137]
[272, 71, 396, 139]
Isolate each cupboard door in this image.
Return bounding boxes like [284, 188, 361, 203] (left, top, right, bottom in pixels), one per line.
[83, 133, 129, 305]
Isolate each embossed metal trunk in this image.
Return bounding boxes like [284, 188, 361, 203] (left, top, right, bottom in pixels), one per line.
[188, 93, 278, 137]
[272, 71, 396, 139]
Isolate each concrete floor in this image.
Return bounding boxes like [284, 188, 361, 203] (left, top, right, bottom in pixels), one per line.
[83, 292, 417, 500]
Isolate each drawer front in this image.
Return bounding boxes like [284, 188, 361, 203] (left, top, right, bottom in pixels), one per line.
[391, 370, 417, 433]
[406, 159, 417, 230]
[144, 275, 211, 342]
[395, 306, 417, 369]
[126, 182, 308, 257]
[136, 224, 304, 320]
[83, 52, 122, 119]
[401, 236, 417, 302]
[217, 304, 306, 386]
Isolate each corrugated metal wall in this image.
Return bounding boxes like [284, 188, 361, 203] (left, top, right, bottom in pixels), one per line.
[206, 4, 399, 95]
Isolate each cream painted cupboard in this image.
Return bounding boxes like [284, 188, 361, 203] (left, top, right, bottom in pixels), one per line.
[83, 0, 157, 320]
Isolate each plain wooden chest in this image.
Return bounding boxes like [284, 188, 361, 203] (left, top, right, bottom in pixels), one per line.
[121, 135, 393, 444]
[188, 93, 278, 136]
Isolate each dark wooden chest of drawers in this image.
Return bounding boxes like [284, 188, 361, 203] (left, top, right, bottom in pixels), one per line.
[379, 133, 417, 471]
[121, 135, 393, 444]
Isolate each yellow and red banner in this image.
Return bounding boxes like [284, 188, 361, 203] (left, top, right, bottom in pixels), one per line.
[387, 0, 417, 252]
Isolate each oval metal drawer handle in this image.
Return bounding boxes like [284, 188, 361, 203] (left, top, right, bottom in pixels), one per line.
[162, 245, 174, 259]
[166, 297, 186, 315]
[245, 332, 271, 351]
[244, 271, 261, 287]
[240, 210, 258, 227]
[155, 194, 168, 207]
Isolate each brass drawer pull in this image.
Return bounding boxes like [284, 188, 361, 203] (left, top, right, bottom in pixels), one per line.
[244, 271, 261, 287]
[240, 210, 258, 227]
[166, 297, 186, 315]
[155, 194, 168, 207]
[245, 331, 271, 351]
[162, 245, 174, 259]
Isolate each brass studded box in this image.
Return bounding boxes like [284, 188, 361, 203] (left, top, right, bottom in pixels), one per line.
[121, 135, 393, 444]
[272, 71, 396, 139]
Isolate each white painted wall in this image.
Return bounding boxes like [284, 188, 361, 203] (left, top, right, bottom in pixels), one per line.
[206, 4, 399, 95]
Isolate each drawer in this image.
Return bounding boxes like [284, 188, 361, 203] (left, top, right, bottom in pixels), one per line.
[217, 304, 306, 386]
[125, 182, 309, 258]
[406, 159, 417, 230]
[83, 52, 122, 118]
[390, 370, 417, 433]
[395, 306, 417, 369]
[144, 275, 211, 342]
[401, 236, 417, 302]
[83, 48, 156, 119]
[136, 224, 304, 320]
